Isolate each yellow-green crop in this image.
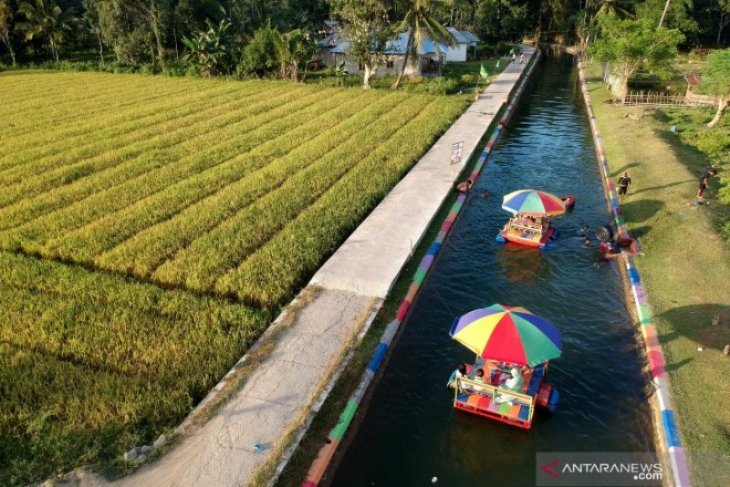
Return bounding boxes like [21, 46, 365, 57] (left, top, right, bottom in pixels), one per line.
[0, 70, 468, 484]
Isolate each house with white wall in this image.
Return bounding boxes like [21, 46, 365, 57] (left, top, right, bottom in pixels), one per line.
[319, 25, 479, 77]
[321, 32, 447, 77]
[445, 27, 479, 62]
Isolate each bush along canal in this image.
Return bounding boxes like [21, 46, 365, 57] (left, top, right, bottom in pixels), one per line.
[330, 53, 655, 486]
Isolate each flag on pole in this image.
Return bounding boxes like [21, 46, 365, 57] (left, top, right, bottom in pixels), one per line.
[496, 59, 501, 69]
[480, 63, 489, 79]
[509, 47, 515, 55]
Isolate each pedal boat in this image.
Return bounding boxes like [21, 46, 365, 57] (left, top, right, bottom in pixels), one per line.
[448, 360, 559, 429]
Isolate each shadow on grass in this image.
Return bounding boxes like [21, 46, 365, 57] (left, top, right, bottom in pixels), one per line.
[627, 225, 652, 240]
[659, 303, 730, 352]
[620, 199, 664, 224]
[631, 180, 693, 196]
[664, 357, 693, 372]
[610, 162, 640, 177]
[652, 126, 730, 231]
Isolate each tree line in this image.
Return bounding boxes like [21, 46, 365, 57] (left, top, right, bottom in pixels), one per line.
[0, 1, 727, 75]
[0, 0, 329, 73]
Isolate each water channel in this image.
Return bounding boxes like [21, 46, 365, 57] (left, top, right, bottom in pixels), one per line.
[331, 53, 654, 486]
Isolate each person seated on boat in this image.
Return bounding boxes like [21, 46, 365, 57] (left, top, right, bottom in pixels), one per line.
[456, 179, 473, 193]
[447, 363, 468, 388]
[503, 367, 524, 392]
[490, 367, 508, 386]
[474, 368, 486, 383]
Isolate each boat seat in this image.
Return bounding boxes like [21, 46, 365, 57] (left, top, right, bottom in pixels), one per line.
[518, 404, 531, 421]
[526, 364, 545, 397]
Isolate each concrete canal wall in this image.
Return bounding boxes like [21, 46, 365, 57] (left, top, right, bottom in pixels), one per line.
[577, 57, 691, 487]
[302, 49, 542, 487]
[113, 48, 538, 487]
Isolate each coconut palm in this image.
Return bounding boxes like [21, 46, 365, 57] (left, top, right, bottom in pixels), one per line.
[392, 0, 454, 89]
[591, 0, 633, 20]
[17, 0, 76, 62]
[0, 0, 16, 66]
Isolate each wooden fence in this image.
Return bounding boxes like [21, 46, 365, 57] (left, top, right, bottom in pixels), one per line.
[623, 91, 686, 107]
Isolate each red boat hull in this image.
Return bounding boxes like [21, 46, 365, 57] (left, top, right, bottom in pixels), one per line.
[560, 195, 576, 210]
[499, 225, 555, 249]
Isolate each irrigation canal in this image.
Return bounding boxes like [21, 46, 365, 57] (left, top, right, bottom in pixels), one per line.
[330, 53, 654, 486]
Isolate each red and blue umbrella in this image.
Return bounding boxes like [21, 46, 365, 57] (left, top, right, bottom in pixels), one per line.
[449, 304, 562, 366]
[502, 189, 566, 217]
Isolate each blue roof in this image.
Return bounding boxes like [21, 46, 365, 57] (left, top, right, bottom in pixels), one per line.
[446, 27, 469, 44]
[328, 32, 447, 56]
[385, 32, 445, 55]
[328, 41, 350, 54]
[460, 30, 479, 44]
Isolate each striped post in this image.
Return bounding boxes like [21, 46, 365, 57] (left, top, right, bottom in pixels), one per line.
[301, 49, 542, 487]
[576, 58, 691, 487]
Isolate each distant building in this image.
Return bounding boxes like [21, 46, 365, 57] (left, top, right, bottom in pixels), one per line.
[445, 27, 479, 62]
[319, 25, 479, 77]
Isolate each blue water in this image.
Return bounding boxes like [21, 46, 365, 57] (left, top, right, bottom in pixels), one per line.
[331, 54, 654, 486]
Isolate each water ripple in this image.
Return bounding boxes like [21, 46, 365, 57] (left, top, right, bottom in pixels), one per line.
[333, 54, 653, 487]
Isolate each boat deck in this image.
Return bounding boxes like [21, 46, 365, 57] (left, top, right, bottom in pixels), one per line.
[454, 363, 546, 428]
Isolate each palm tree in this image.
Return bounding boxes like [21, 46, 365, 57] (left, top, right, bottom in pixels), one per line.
[17, 0, 76, 62]
[0, 0, 17, 66]
[392, 0, 454, 89]
[592, 0, 633, 20]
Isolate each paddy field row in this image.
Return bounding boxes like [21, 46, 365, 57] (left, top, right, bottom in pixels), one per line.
[0, 71, 469, 483]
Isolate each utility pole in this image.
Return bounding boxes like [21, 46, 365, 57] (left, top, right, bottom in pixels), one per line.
[658, 0, 671, 29]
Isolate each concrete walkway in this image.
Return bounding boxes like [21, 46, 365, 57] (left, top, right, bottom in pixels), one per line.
[114, 48, 535, 487]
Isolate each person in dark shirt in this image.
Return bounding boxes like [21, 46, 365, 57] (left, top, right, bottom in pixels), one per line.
[617, 171, 631, 197]
[697, 168, 717, 199]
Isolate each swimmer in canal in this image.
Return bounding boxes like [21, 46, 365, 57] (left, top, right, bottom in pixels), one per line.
[456, 179, 473, 193]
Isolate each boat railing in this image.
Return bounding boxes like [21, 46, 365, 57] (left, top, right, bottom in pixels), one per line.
[454, 377, 535, 423]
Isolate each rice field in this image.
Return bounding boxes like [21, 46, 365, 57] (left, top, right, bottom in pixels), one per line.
[0, 71, 469, 482]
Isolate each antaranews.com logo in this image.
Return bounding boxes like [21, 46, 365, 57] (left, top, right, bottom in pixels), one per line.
[536, 452, 663, 486]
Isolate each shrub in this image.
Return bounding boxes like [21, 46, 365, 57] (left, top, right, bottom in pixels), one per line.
[238, 26, 280, 77]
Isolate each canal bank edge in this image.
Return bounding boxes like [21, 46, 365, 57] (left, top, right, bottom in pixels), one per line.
[101, 48, 536, 487]
[576, 57, 691, 487]
[299, 48, 542, 487]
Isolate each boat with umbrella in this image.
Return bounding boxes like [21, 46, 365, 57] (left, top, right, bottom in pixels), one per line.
[496, 189, 566, 249]
[447, 304, 561, 429]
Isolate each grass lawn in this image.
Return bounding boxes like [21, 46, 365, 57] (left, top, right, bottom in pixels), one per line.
[0, 71, 469, 484]
[586, 62, 730, 486]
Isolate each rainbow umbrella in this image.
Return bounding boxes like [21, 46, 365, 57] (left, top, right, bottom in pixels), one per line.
[449, 304, 562, 366]
[502, 189, 566, 217]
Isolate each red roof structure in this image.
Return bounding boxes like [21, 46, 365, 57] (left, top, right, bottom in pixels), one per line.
[685, 73, 702, 86]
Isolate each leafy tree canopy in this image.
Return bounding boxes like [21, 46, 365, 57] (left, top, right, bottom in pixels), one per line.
[702, 48, 730, 96]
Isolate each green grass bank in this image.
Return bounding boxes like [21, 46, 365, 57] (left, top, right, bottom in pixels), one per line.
[586, 62, 730, 486]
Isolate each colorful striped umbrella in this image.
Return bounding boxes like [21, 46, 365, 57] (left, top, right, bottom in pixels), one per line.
[449, 304, 562, 366]
[502, 189, 566, 217]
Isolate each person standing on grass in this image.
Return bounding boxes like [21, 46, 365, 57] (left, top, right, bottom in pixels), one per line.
[697, 168, 718, 199]
[617, 171, 632, 197]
